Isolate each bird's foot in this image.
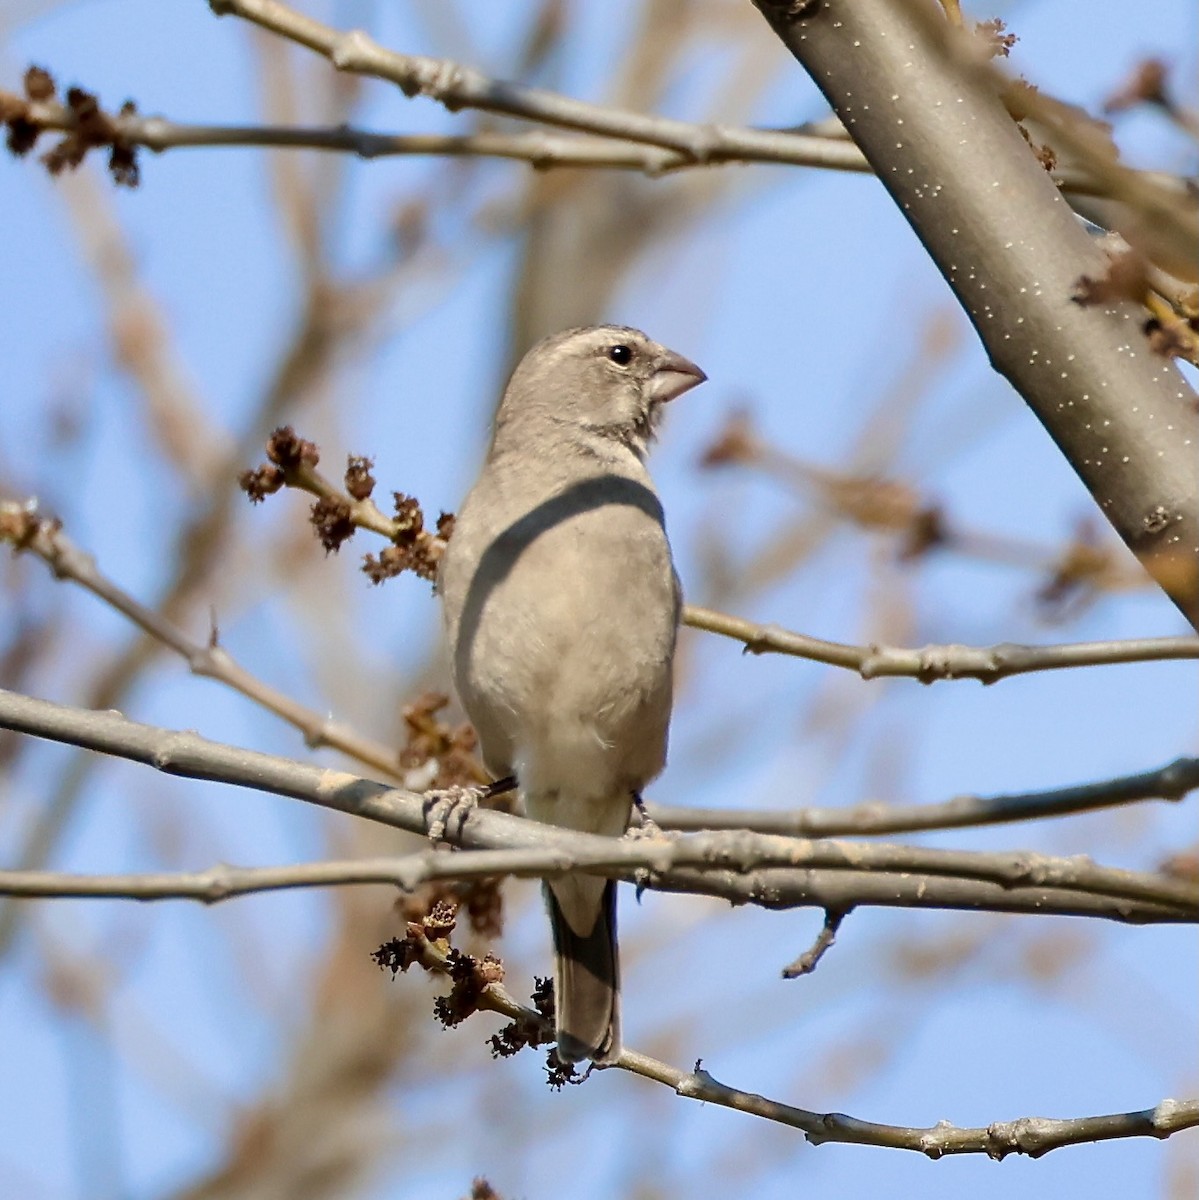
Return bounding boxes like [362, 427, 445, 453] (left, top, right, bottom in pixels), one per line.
[422, 784, 485, 843]
[624, 818, 669, 841]
[626, 790, 674, 841]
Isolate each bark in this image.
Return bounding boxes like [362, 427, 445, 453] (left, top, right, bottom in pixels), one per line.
[753, 0, 1199, 629]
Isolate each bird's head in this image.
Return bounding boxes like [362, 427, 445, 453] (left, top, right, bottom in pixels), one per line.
[496, 325, 707, 460]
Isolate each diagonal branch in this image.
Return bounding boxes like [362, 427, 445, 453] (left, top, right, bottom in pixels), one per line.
[751, 0, 1199, 628]
[0, 499, 406, 779]
[194, 0, 1195, 209]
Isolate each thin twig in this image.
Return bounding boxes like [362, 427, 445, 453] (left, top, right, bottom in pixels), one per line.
[8, 88, 1184, 201]
[413, 930, 1199, 1157]
[244, 442, 1199, 683]
[0, 852, 569, 901]
[195, 0, 1187, 205]
[683, 605, 1199, 683]
[781, 908, 847, 978]
[648, 754, 1199, 837]
[0, 500, 406, 779]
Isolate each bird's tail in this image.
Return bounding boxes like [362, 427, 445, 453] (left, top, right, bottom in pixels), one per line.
[545, 878, 620, 1064]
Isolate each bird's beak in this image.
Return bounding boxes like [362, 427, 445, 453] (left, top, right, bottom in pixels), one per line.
[648, 350, 707, 404]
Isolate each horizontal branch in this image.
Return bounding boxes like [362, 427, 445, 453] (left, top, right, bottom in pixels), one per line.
[683, 605, 1199, 683]
[413, 925, 1199, 1156]
[0, 851, 573, 902]
[3, 93, 865, 177]
[239, 436, 1199, 685]
[237, 438, 1197, 687]
[668, 1069, 1199, 1157]
[195, 0, 1181, 202]
[8, 85, 1177, 200]
[649, 753, 1199, 837]
[1, 688, 1194, 923]
[1, 823, 1193, 913]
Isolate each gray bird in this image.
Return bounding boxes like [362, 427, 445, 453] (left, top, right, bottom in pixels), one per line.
[438, 325, 705, 1064]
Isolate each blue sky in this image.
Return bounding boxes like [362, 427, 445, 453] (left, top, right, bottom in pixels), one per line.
[1, 2, 1196, 1198]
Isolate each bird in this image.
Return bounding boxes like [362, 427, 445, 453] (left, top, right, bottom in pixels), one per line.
[437, 325, 705, 1064]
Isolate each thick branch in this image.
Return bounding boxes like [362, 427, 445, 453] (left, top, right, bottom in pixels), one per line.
[753, 0, 1199, 627]
[1, 689, 1194, 923]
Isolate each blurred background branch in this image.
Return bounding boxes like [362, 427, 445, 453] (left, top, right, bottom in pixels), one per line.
[1, 1, 1196, 1196]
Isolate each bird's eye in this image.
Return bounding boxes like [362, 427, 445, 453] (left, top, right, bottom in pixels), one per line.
[606, 344, 633, 366]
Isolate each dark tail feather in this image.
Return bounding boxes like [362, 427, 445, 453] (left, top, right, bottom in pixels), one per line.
[546, 880, 620, 1064]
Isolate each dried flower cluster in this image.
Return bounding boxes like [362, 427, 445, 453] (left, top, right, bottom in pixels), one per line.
[239, 426, 451, 583]
[399, 692, 488, 792]
[373, 901, 564, 1077]
[393, 694, 505, 938]
[1, 65, 138, 186]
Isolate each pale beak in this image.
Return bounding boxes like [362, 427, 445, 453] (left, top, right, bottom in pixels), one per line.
[648, 350, 707, 404]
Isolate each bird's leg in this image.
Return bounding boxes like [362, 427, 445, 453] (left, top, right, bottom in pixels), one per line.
[627, 790, 683, 903]
[484, 775, 518, 801]
[625, 790, 665, 840]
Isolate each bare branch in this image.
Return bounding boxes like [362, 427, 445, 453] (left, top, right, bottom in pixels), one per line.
[0, 852, 566, 902]
[0, 499, 406, 779]
[649, 754, 1199, 837]
[412, 920, 1199, 1156]
[187, 1, 1189, 211]
[781, 908, 847, 977]
[7, 83, 1185, 201]
[238, 431, 1199, 681]
[684, 605, 1199, 682]
[667, 1067, 1199, 1157]
[194, 0, 945, 161]
[1, 688, 1195, 922]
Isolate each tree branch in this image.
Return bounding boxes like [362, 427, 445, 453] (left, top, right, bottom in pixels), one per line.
[781, 907, 846, 977]
[11, 493, 1190, 847]
[412, 925, 1199, 1156]
[1, 688, 1195, 922]
[752, 0, 1199, 628]
[649, 753, 1199, 836]
[0, 499, 407, 780]
[683, 605, 1199, 682]
[7, 83, 1184, 199]
[0, 851, 571, 902]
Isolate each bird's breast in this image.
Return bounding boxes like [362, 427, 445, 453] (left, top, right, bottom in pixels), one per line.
[444, 468, 679, 796]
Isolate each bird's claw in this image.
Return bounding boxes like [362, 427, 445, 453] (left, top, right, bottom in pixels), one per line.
[423, 784, 485, 843]
[624, 817, 671, 841]
[627, 790, 674, 841]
